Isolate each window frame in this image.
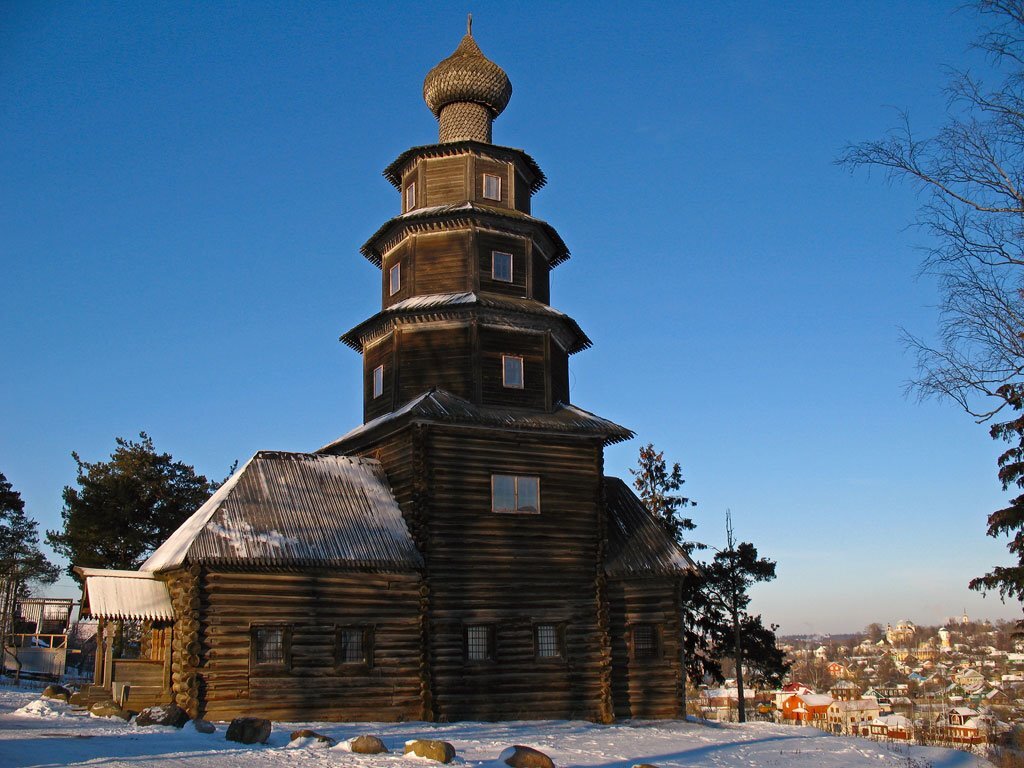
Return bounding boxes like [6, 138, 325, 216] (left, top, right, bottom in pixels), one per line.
[482, 173, 502, 201]
[502, 354, 524, 389]
[491, 251, 513, 283]
[630, 623, 661, 662]
[534, 622, 566, 661]
[249, 624, 292, 673]
[335, 625, 374, 670]
[389, 262, 401, 296]
[404, 180, 416, 211]
[372, 364, 384, 398]
[463, 623, 496, 663]
[491, 474, 541, 514]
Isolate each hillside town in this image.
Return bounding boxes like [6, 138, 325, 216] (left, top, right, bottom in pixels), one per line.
[698, 613, 1024, 749]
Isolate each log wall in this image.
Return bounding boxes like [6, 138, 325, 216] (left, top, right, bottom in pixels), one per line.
[479, 326, 547, 409]
[195, 569, 423, 722]
[608, 576, 685, 719]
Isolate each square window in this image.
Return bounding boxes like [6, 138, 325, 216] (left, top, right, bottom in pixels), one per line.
[492, 251, 513, 282]
[535, 624, 562, 659]
[502, 355, 523, 388]
[632, 624, 659, 660]
[465, 625, 494, 662]
[483, 173, 501, 201]
[373, 365, 384, 398]
[389, 263, 401, 296]
[492, 474, 540, 514]
[336, 627, 371, 666]
[251, 625, 290, 669]
[405, 181, 416, 211]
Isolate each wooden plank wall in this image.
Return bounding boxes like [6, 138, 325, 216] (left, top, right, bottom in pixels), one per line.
[382, 243, 409, 308]
[532, 252, 550, 305]
[422, 427, 612, 721]
[398, 325, 472, 403]
[474, 158, 511, 209]
[363, 334, 393, 422]
[513, 170, 531, 214]
[608, 576, 685, 719]
[424, 157, 468, 207]
[196, 569, 423, 722]
[414, 232, 472, 295]
[550, 343, 570, 404]
[477, 231, 528, 298]
[478, 326, 547, 409]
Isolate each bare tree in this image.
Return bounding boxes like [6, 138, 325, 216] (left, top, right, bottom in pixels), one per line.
[840, 0, 1024, 607]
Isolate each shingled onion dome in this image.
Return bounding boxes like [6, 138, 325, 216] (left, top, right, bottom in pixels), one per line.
[423, 15, 512, 144]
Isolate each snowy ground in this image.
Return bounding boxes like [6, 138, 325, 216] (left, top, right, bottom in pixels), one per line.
[0, 686, 990, 768]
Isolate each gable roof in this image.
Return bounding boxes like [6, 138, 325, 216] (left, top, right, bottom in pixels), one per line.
[142, 451, 422, 572]
[603, 477, 696, 577]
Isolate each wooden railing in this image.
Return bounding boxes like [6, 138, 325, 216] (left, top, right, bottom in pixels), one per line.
[7, 634, 68, 649]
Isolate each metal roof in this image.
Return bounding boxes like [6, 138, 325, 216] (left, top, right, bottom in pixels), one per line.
[340, 291, 592, 354]
[142, 452, 422, 572]
[603, 477, 697, 577]
[319, 389, 634, 453]
[75, 568, 174, 621]
[360, 202, 569, 267]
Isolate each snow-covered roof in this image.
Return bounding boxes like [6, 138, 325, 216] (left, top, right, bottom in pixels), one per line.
[75, 568, 173, 621]
[142, 452, 422, 572]
[798, 694, 833, 707]
[603, 477, 696, 577]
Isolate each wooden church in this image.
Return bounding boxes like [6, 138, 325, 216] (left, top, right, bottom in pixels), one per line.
[76, 20, 695, 723]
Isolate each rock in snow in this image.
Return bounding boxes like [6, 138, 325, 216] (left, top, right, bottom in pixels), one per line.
[501, 745, 555, 768]
[225, 717, 271, 745]
[404, 738, 456, 763]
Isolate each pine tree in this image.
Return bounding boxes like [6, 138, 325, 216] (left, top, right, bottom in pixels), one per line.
[46, 433, 217, 578]
[629, 443, 698, 554]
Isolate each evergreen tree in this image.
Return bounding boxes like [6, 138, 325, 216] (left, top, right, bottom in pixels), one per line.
[630, 443, 699, 554]
[46, 433, 217, 578]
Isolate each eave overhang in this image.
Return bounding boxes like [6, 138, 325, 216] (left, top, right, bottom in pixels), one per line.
[383, 140, 546, 193]
[340, 291, 592, 355]
[318, 389, 634, 454]
[360, 203, 569, 268]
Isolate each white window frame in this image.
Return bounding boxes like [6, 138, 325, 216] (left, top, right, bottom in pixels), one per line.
[492, 251, 513, 283]
[372, 365, 384, 398]
[405, 181, 416, 211]
[502, 354, 524, 389]
[491, 474, 540, 514]
[389, 263, 401, 296]
[482, 173, 502, 201]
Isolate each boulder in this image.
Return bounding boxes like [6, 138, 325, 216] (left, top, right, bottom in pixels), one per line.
[404, 739, 456, 763]
[501, 745, 556, 768]
[289, 729, 337, 748]
[226, 717, 271, 745]
[68, 691, 89, 707]
[192, 718, 216, 734]
[632, 764, 660, 768]
[89, 700, 131, 720]
[349, 734, 389, 754]
[41, 684, 71, 703]
[135, 703, 190, 728]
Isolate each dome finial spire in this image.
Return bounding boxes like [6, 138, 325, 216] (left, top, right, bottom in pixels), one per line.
[467, 13, 473, 36]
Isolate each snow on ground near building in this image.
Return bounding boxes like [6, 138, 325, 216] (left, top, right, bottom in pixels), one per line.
[0, 687, 988, 768]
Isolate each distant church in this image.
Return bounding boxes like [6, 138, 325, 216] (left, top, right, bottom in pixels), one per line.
[77, 20, 695, 723]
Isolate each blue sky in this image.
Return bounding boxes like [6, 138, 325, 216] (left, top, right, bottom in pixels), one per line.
[1, 0, 1018, 634]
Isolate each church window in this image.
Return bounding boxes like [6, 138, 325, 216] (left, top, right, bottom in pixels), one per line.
[405, 181, 416, 211]
[483, 173, 501, 201]
[336, 626, 372, 667]
[389, 263, 401, 295]
[251, 625, 291, 670]
[632, 624, 659, 660]
[465, 624, 495, 662]
[372, 365, 384, 398]
[492, 474, 539, 514]
[502, 355, 523, 388]
[535, 623, 563, 659]
[492, 251, 513, 282]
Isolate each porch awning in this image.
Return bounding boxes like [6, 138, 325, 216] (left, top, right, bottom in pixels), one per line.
[75, 567, 173, 621]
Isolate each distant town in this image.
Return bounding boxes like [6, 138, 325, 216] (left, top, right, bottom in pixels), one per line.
[698, 612, 1024, 750]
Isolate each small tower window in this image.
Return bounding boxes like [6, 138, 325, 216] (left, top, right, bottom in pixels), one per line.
[502, 355, 523, 388]
[372, 365, 384, 398]
[491, 474, 540, 514]
[492, 251, 513, 283]
[389, 263, 401, 295]
[405, 181, 416, 212]
[482, 173, 501, 201]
